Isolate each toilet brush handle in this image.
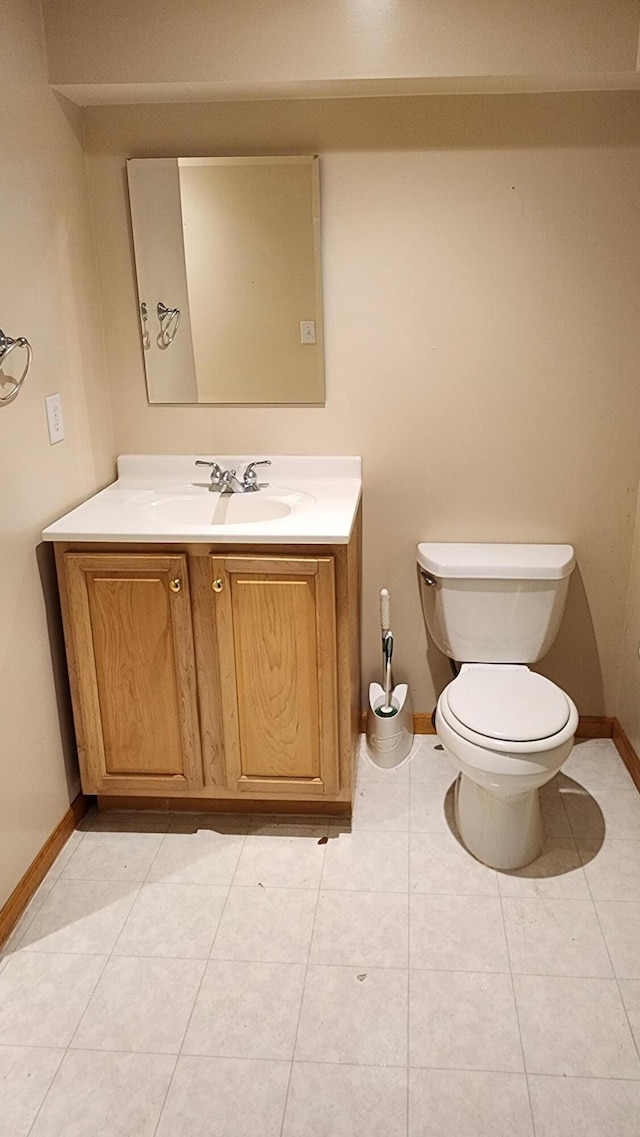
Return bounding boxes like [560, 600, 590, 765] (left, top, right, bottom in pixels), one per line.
[383, 631, 393, 709]
[380, 589, 391, 637]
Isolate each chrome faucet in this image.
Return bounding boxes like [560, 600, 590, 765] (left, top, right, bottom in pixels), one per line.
[218, 468, 245, 494]
[194, 458, 271, 493]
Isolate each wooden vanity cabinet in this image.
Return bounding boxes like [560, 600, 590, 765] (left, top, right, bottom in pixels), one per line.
[55, 522, 361, 812]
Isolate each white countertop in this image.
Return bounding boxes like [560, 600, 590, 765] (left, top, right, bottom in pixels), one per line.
[42, 455, 362, 545]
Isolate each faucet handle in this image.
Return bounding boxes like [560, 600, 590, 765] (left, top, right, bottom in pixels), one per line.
[195, 460, 224, 491]
[195, 460, 223, 476]
[242, 459, 271, 490]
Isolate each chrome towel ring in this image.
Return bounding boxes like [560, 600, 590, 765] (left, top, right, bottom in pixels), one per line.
[157, 301, 180, 349]
[0, 328, 32, 406]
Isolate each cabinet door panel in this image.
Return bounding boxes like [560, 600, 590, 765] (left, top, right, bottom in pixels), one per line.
[64, 553, 203, 794]
[87, 575, 183, 776]
[213, 555, 338, 796]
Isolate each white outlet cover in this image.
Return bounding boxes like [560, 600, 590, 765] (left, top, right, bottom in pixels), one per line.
[45, 393, 64, 444]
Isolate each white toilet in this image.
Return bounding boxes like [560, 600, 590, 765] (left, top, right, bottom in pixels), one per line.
[417, 542, 578, 871]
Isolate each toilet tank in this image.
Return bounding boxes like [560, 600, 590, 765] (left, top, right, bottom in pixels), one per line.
[417, 543, 575, 664]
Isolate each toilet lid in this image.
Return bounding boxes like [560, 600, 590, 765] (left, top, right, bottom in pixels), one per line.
[447, 669, 571, 743]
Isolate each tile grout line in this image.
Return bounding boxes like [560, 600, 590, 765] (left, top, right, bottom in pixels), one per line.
[560, 769, 640, 843]
[138, 813, 180, 885]
[496, 875, 539, 1137]
[562, 765, 640, 1063]
[354, 827, 640, 841]
[5, 826, 92, 961]
[23, 818, 112, 1137]
[28, 876, 640, 903]
[22, 1049, 66, 1137]
[148, 816, 249, 1137]
[144, 1054, 181, 1137]
[23, 802, 171, 966]
[109, 809, 239, 958]
[147, 979, 210, 1137]
[33, 811, 175, 1136]
[579, 849, 640, 1071]
[5, 1037, 640, 1079]
[277, 822, 329, 1137]
[9, 943, 638, 980]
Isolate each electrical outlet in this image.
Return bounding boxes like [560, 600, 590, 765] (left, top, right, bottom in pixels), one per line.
[45, 393, 64, 444]
[300, 320, 316, 345]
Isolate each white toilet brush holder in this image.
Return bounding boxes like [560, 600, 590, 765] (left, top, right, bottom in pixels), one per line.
[366, 682, 414, 768]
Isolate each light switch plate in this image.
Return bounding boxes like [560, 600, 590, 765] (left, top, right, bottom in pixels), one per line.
[300, 320, 316, 345]
[45, 393, 64, 444]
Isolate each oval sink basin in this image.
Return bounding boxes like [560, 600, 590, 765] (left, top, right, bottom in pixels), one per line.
[212, 495, 291, 525]
[128, 487, 312, 527]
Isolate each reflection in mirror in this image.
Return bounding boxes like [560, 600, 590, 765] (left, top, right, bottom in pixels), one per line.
[127, 156, 324, 405]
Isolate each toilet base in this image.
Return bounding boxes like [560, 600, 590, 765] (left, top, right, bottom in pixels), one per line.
[454, 774, 544, 871]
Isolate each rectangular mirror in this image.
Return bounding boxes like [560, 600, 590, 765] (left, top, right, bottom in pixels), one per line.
[127, 155, 324, 404]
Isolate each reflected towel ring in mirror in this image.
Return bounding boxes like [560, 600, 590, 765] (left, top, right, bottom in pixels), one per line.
[140, 302, 151, 350]
[157, 301, 180, 349]
[0, 328, 32, 406]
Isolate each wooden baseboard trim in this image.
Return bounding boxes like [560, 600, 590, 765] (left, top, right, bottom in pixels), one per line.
[361, 710, 613, 739]
[576, 716, 614, 739]
[612, 718, 640, 795]
[97, 795, 351, 817]
[412, 712, 436, 734]
[0, 794, 90, 950]
[359, 710, 436, 734]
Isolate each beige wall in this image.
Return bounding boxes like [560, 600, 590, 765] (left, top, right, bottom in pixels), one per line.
[42, 0, 640, 104]
[617, 497, 640, 750]
[0, 0, 114, 909]
[83, 93, 640, 720]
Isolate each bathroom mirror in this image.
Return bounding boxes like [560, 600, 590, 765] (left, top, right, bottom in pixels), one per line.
[127, 155, 324, 404]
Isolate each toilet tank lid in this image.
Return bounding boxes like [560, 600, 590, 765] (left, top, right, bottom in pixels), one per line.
[417, 543, 575, 580]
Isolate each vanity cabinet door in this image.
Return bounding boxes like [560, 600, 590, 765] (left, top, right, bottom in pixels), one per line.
[62, 553, 203, 795]
[211, 555, 339, 797]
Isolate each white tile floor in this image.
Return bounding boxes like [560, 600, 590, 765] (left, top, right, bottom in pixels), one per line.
[1, 737, 640, 1135]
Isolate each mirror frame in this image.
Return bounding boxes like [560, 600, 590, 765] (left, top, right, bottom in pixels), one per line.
[127, 154, 325, 406]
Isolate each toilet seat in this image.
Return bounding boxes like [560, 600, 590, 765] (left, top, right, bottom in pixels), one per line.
[448, 666, 570, 742]
[439, 665, 578, 754]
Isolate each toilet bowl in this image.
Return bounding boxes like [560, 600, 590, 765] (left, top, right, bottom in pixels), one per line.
[435, 663, 578, 869]
[417, 542, 577, 871]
